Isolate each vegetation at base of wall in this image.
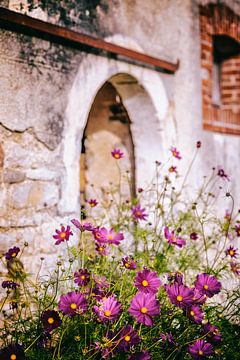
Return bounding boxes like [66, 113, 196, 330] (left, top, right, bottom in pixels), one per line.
[0, 143, 239, 359]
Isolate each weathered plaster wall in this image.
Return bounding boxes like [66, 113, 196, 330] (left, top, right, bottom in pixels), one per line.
[0, 0, 240, 269]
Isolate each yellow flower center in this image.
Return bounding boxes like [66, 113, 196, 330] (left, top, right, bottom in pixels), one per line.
[176, 295, 183, 302]
[136, 211, 142, 216]
[198, 350, 204, 355]
[70, 303, 77, 310]
[190, 311, 195, 317]
[96, 233, 100, 239]
[81, 275, 85, 280]
[60, 232, 66, 239]
[203, 284, 209, 290]
[125, 263, 130, 268]
[10, 355, 17, 360]
[141, 307, 148, 314]
[114, 153, 120, 159]
[229, 250, 234, 256]
[104, 310, 111, 317]
[99, 247, 103, 251]
[108, 234, 113, 240]
[124, 335, 131, 342]
[11, 253, 17, 258]
[142, 280, 149, 287]
[47, 317, 54, 324]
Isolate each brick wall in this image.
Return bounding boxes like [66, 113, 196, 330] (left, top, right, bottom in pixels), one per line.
[200, 4, 240, 135]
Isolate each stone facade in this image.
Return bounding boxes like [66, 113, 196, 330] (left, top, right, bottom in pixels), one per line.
[0, 0, 240, 270]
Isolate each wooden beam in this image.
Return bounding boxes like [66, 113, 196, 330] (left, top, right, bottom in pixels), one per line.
[0, 7, 179, 74]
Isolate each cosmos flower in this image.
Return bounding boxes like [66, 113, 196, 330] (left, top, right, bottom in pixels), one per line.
[95, 243, 109, 256]
[191, 288, 207, 305]
[93, 275, 110, 290]
[188, 339, 213, 359]
[74, 268, 91, 286]
[131, 204, 148, 221]
[134, 268, 161, 294]
[93, 227, 124, 245]
[187, 305, 204, 324]
[168, 166, 177, 173]
[0, 344, 26, 360]
[128, 292, 160, 326]
[2, 280, 19, 290]
[170, 146, 182, 160]
[194, 273, 222, 298]
[226, 245, 238, 258]
[53, 225, 73, 245]
[41, 310, 62, 332]
[160, 332, 176, 345]
[92, 296, 121, 322]
[203, 323, 222, 342]
[129, 350, 151, 360]
[87, 199, 98, 207]
[122, 256, 137, 270]
[230, 261, 240, 275]
[111, 148, 124, 159]
[5, 246, 20, 261]
[58, 291, 88, 316]
[166, 284, 194, 308]
[164, 227, 186, 248]
[116, 325, 140, 352]
[167, 271, 183, 285]
[71, 219, 94, 232]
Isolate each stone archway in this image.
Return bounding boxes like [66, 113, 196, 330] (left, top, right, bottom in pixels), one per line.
[59, 40, 168, 217]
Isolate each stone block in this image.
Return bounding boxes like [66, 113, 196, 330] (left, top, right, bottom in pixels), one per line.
[3, 170, 25, 184]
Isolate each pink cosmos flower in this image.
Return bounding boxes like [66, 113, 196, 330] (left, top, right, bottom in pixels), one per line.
[166, 283, 194, 308]
[71, 219, 94, 232]
[93, 227, 124, 245]
[93, 275, 110, 290]
[164, 227, 186, 248]
[134, 268, 161, 294]
[131, 204, 148, 221]
[194, 273, 221, 298]
[87, 199, 98, 207]
[95, 243, 109, 256]
[53, 225, 73, 245]
[58, 291, 88, 316]
[129, 350, 151, 360]
[187, 305, 204, 324]
[188, 339, 213, 359]
[111, 148, 124, 159]
[128, 292, 160, 326]
[170, 146, 182, 160]
[192, 288, 207, 305]
[230, 261, 240, 275]
[74, 268, 91, 286]
[167, 271, 183, 285]
[92, 296, 121, 322]
[122, 256, 137, 270]
[226, 245, 238, 258]
[116, 325, 140, 352]
[203, 323, 222, 342]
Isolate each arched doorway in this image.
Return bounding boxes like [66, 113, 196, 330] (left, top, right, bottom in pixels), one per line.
[80, 80, 135, 212]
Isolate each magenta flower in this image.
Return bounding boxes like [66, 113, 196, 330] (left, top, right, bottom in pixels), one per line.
[5, 246, 20, 261]
[226, 245, 238, 258]
[95, 242, 109, 256]
[167, 271, 183, 285]
[203, 323, 222, 342]
[230, 261, 240, 275]
[111, 148, 124, 159]
[164, 227, 186, 248]
[93, 227, 124, 245]
[134, 268, 161, 294]
[71, 219, 94, 232]
[131, 204, 148, 221]
[128, 292, 160, 326]
[194, 273, 221, 298]
[235, 224, 240, 237]
[188, 339, 213, 359]
[129, 350, 151, 360]
[187, 305, 204, 324]
[116, 325, 140, 352]
[122, 256, 137, 270]
[58, 291, 88, 316]
[166, 284, 194, 308]
[41, 310, 62, 332]
[93, 275, 110, 290]
[160, 332, 176, 345]
[168, 166, 177, 173]
[192, 288, 207, 305]
[53, 225, 73, 245]
[74, 268, 91, 286]
[170, 146, 182, 160]
[92, 296, 121, 322]
[87, 198, 98, 207]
